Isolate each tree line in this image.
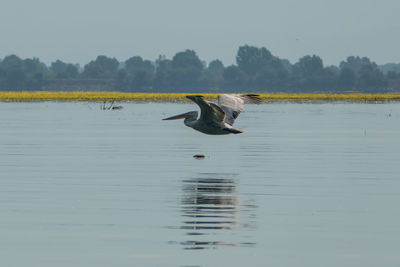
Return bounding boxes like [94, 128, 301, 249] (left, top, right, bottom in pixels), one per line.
[1, 45, 400, 92]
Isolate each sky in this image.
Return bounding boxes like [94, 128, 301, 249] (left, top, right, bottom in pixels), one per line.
[1, 0, 400, 67]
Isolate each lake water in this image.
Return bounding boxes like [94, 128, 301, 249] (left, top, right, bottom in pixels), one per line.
[1, 102, 400, 267]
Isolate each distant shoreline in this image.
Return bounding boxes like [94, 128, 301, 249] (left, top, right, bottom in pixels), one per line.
[1, 91, 400, 103]
[2, 46, 400, 93]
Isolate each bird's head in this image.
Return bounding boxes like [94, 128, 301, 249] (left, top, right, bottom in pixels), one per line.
[186, 95, 204, 101]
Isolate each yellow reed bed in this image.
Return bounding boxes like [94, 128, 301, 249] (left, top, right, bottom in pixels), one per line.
[0, 91, 190, 102]
[257, 93, 400, 102]
[1, 91, 400, 102]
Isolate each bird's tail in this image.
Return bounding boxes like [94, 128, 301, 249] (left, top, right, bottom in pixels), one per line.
[224, 127, 243, 134]
[240, 94, 262, 104]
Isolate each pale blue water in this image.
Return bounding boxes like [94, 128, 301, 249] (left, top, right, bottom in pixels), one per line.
[0, 102, 400, 267]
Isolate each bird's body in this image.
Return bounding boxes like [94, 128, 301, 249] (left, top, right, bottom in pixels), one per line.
[163, 94, 260, 135]
[184, 115, 240, 135]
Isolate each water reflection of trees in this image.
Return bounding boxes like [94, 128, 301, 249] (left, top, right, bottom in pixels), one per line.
[180, 176, 256, 250]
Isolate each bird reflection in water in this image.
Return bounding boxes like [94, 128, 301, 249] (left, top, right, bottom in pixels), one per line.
[180, 175, 256, 250]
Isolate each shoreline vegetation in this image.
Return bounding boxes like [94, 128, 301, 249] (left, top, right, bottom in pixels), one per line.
[1, 91, 400, 103]
[2, 45, 400, 93]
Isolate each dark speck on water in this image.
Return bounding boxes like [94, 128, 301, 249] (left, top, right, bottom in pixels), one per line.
[193, 154, 205, 159]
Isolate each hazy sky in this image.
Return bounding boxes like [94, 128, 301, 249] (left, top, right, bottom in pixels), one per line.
[1, 0, 399, 66]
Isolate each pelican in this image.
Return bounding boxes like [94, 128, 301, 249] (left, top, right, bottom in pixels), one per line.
[163, 94, 260, 135]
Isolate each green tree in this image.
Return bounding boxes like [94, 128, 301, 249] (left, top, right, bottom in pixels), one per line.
[124, 56, 155, 91]
[203, 59, 224, 90]
[172, 50, 203, 70]
[154, 51, 204, 91]
[1, 55, 26, 90]
[115, 69, 129, 91]
[340, 56, 386, 91]
[208, 59, 224, 77]
[154, 55, 173, 90]
[289, 55, 340, 91]
[50, 60, 78, 78]
[293, 55, 323, 76]
[125, 56, 154, 72]
[255, 65, 289, 90]
[65, 64, 79, 78]
[223, 65, 245, 90]
[82, 55, 119, 78]
[357, 64, 387, 90]
[236, 45, 289, 90]
[2, 55, 23, 71]
[315, 67, 339, 91]
[22, 58, 48, 90]
[236, 45, 273, 75]
[339, 56, 372, 75]
[387, 71, 400, 79]
[82, 62, 102, 78]
[23, 58, 48, 76]
[338, 68, 356, 90]
[379, 63, 400, 74]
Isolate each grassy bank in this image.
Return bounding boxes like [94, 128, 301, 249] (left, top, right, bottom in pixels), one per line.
[1, 91, 400, 102]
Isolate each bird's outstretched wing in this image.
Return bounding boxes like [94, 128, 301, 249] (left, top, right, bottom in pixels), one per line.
[187, 95, 226, 123]
[218, 94, 261, 126]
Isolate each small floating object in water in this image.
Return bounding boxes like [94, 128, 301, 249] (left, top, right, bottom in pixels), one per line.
[111, 106, 123, 110]
[193, 154, 205, 159]
[101, 101, 123, 110]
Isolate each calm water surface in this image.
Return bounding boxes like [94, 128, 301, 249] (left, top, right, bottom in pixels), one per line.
[1, 102, 400, 267]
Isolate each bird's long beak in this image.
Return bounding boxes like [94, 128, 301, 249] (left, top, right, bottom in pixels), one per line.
[163, 112, 192, 120]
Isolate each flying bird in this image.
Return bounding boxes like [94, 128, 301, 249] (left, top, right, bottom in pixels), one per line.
[163, 94, 261, 135]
